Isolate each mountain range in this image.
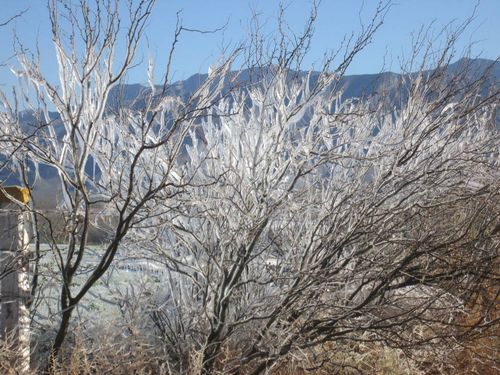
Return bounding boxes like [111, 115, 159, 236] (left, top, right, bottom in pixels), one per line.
[107, 57, 499, 107]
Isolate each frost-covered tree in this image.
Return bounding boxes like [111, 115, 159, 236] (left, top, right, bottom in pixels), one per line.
[0, 0, 498, 373]
[0, 0, 239, 370]
[142, 35, 499, 375]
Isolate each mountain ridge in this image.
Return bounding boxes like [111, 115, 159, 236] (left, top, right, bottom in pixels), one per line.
[107, 57, 499, 108]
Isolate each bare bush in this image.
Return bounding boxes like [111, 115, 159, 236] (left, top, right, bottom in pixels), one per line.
[138, 27, 499, 375]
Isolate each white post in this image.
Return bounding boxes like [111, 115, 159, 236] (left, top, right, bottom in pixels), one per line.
[0, 187, 30, 374]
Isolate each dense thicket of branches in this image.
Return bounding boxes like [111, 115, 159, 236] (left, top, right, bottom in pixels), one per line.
[0, 0, 498, 374]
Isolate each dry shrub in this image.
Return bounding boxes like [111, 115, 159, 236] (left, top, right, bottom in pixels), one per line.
[193, 339, 422, 375]
[46, 324, 170, 375]
[1, 336, 28, 374]
[265, 342, 422, 375]
[449, 281, 499, 375]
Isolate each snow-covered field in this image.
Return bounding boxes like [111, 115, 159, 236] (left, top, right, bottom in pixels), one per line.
[32, 244, 167, 324]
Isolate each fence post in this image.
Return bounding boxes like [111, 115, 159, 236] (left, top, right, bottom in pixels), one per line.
[0, 186, 30, 373]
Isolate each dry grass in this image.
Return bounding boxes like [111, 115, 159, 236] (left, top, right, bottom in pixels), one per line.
[1, 337, 28, 375]
[268, 343, 422, 375]
[2, 285, 498, 375]
[3, 331, 498, 374]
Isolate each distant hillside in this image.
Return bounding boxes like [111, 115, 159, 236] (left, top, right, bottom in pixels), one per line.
[107, 57, 499, 108]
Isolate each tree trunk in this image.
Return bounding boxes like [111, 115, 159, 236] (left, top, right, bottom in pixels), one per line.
[46, 305, 74, 373]
[201, 329, 224, 375]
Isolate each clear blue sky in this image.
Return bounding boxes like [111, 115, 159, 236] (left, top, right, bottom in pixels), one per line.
[0, 0, 499, 90]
